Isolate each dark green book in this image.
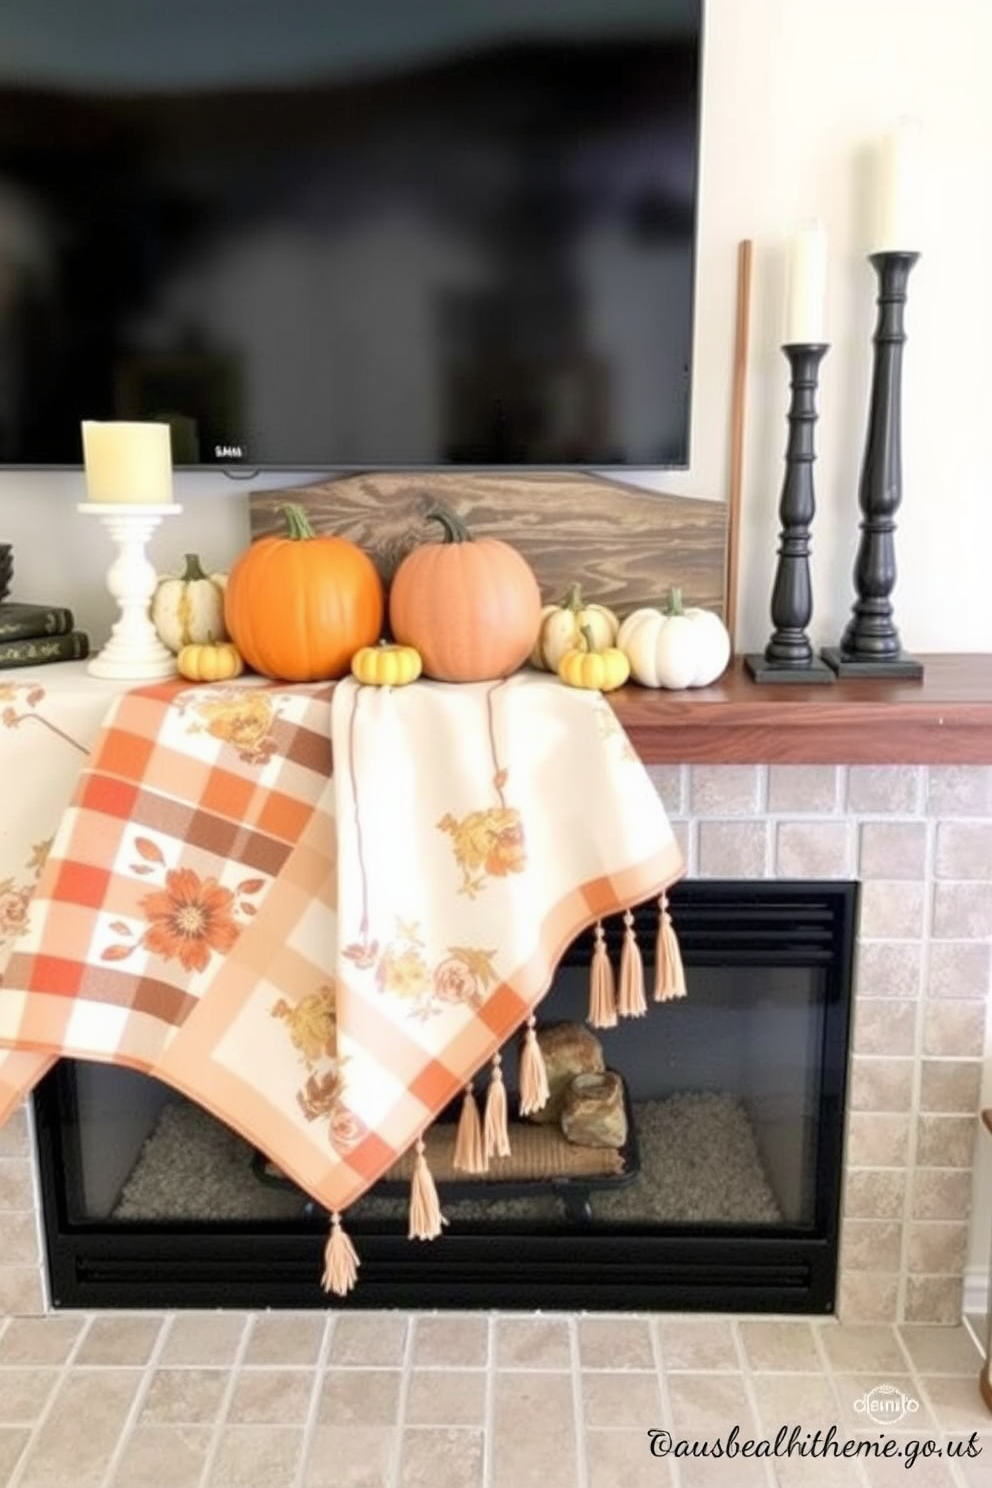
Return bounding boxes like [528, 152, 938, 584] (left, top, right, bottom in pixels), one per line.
[0, 631, 90, 669]
[0, 602, 75, 640]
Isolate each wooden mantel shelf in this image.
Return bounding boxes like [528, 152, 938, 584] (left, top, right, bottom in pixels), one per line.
[609, 654, 992, 765]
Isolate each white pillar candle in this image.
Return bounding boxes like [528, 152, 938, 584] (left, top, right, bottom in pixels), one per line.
[81, 421, 173, 505]
[872, 118, 923, 254]
[784, 220, 828, 345]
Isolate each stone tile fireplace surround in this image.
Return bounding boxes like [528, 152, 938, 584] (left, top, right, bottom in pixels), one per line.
[652, 759, 992, 1325]
[1, 668, 991, 1327]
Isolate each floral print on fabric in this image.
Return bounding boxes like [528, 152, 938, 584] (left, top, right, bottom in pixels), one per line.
[2, 683, 88, 755]
[139, 867, 240, 973]
[183, 689, 280, 764]
[436, 805, 526, 897]
[271, 983, 366, 1153]
[345, 918, 498, 1023]
[0, 840, 50, 951]
[100, 837, 263, 972]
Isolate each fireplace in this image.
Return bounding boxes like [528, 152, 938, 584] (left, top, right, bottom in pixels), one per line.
[32, 880, 856, 1314]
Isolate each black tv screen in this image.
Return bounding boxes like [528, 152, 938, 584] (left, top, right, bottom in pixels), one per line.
[0, 0, 702, 469]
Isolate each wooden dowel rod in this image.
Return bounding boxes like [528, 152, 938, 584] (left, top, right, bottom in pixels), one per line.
[725, 239, 753, 651]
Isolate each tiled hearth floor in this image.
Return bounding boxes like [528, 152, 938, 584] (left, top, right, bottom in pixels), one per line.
[0, 1311, 989, 1488]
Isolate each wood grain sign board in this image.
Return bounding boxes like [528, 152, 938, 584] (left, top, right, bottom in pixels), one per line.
[248, 471, 728, 618]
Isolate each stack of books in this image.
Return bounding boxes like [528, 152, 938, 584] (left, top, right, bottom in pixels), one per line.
[0, 602, 90, 670]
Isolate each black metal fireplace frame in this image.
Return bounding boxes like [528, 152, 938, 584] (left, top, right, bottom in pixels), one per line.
[33, 880, 857, 1314]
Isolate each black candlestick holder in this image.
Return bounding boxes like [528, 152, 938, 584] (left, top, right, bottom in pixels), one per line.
[745, 342, 834, 684]
[822, 251, 923, 679]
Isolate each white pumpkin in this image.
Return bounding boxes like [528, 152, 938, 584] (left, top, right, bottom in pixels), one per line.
[530, 583, 619, 672]
[617, 588, 730, 689]
[150, 553, 229, 654]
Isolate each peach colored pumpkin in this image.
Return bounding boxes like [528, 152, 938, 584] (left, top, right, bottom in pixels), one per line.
[388, 505, 542, 682]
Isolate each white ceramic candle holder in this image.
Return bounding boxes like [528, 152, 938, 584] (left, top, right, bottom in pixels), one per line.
[78, 503, 182, 679]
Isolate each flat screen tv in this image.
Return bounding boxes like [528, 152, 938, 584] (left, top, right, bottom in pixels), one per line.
[0, 0, 703, 470]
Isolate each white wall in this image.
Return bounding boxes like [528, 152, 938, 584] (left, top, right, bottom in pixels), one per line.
[2, 0, 991, 1280]
[3, 0, 990, 653]
[662, 0, 992, 658]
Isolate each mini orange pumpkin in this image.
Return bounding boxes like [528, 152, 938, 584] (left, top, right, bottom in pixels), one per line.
[224, 504, 384, 682]
[388, 504, 541, 682]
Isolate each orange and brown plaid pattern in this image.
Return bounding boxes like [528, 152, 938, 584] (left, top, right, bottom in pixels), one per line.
[0, 679, 335, 1126]
[0, 671, 683, 1228]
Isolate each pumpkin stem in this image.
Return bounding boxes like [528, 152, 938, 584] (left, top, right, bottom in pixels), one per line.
[665, 586, 685, 616]
[579, 623, 597, 654]
[560, 581, 583, 611]
[424, 503, 471, 545]
[280, 503, 316, 541]
[181, 553, 208, 582]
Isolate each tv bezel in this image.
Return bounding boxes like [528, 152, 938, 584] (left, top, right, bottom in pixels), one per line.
[0, 0, 705, 476]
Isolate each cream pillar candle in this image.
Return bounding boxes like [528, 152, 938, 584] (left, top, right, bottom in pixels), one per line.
[872, 118, 923, 254]
[784, 220, 828, 345]
[82, 420, 173, 505]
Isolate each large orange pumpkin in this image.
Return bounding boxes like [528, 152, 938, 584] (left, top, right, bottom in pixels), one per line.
[388, 505, 542, 682]
[224, 504, 384, 681]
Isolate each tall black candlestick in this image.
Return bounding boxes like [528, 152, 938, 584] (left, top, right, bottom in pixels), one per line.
[745, 342, 834, 684]
[822, 251, 923, 679]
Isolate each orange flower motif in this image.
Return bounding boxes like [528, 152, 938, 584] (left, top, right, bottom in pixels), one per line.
[483, 814, 526, 877]
[139, 867, 239, 973]
[437, 806, 527, 895]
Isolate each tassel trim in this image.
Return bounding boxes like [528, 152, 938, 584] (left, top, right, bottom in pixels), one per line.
[654, 892, 687, 1001]
[409, 1135, 448, 1241]
[518, 1015, 550, 1116]
[452, 1081, 488, 1173]
[588, 920, 618, 1029]
[484, 1052, 511, 1159]
[617, 907, 647, 1018]
[321, 1212, 360, 1296]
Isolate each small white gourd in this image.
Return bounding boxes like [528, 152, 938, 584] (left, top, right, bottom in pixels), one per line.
[150, 553, 229, 654]
[617, 587, 730, 689]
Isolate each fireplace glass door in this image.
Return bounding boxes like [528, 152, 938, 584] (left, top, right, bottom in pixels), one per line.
[35, 881, 857, 1313]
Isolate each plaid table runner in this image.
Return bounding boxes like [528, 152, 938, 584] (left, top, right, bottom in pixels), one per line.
[0, 672, 683, 1292]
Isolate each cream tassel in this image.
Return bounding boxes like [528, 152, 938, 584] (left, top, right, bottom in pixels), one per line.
[518, 1015, 550, 1116]
[409, 1135, 448, 1241]
[483, 1052, 511, 1159]
[321, 1212, 360, 1296]
[452, 1081, 488, 1173]
[588, 920, 618, 1029]
[617, 907, 647, 1017]
[654, 892, 687, 1001]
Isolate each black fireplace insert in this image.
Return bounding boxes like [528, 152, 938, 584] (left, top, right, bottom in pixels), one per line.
[34, 880, 857, 1313]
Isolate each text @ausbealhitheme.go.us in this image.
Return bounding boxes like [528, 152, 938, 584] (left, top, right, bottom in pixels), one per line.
[646, 1425, 984, 1471]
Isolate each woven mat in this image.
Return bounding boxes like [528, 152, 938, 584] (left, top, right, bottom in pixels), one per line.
[259, 1118, 623, 1187]
[383, 1120, 624, 1183]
